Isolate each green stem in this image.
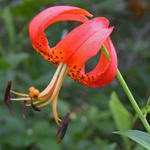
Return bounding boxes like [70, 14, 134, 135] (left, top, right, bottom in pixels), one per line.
[116, 69, 150, 133]
[101, 45, 150, 133]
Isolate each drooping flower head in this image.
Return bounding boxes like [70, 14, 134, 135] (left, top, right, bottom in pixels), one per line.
[4, 6, 117, 143]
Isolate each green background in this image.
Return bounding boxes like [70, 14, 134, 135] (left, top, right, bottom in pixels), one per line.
[0, 0, 150, 150]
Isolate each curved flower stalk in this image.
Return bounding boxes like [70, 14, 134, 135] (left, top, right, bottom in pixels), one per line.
[4, 6, 117, 143]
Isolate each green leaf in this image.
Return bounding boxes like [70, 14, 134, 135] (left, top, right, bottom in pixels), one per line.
[36, 138, 61, 150]
[115, 130, 150, 150]
[102, 143, 117, 150]
[0, 59, 11, 70]
[0, 42, 6, 58]
[109, 92, 133, 131]
[144, 97, 150, 117]
[6, 52, 29, 68]
[133, 144, 147, 150]
[3, 7, 15, 45]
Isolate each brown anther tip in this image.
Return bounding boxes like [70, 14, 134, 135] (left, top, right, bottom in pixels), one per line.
[23, 114, 25, 119]
[55, 132, 58, 137]
[8, 100, 14, 115]
[4, 79, 12, 105]
[4, 79, 14, 115]
[55, 111, 70, 144]
[57, 139, 62, 144]
[23, 100, 27, 119]
[11, 111, 14, 115]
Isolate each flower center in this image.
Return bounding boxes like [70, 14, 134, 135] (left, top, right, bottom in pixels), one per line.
[10, 62, 69, 126]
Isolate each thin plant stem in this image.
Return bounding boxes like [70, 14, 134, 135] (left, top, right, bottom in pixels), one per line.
[101, 44, 150, 133]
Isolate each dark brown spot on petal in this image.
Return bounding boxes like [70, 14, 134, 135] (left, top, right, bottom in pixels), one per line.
[73, 65, 77, 69]
[72, 73, 74, 77]
[91, 76, 95, 80]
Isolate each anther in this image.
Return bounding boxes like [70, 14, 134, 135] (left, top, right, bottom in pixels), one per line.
[4, 79, 12, 105]
[23, 100, 27, 119]
[4, 79, 14, 115]
[55, 110, 70, 144]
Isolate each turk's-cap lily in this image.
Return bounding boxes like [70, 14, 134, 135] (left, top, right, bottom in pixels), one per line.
[4, 5, 117, 143]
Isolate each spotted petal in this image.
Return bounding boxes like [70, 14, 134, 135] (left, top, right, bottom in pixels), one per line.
[29, 5, 92, 61]
[54, 17, 117, 87]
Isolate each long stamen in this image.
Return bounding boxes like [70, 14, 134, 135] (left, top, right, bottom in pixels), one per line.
[11, 90, 29, 97]
[39, 62, 64, 98]
[37, 64, 69, 108]
[10, 98, 31, 101]
[39, 83, 56, 101]
[53, 96, 61, 126]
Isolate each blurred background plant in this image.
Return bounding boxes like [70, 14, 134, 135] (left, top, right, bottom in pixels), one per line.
[0, 0, 150, 150]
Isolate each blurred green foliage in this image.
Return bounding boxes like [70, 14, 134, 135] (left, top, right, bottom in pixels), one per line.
[0, 0, 150, 150]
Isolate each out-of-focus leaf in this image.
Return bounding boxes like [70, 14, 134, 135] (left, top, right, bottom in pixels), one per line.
[115, 130, 150, 150]
[97, 0, 123, 9]
[133, 144, 147, 150]
[57, 98, 71, 115]
[22, 133, 36, 147]
[6, 52, 29, 68]
[36, 138, 61, 150]
[12, 0, 54, 18]
[3, 134, 24, 148]
[109, 92, 133, 131]
[102, 143, 117, 150]
[144, 97, 150, 117]
[33, 121, 51, 137]
[0, 59, 11, 70]
[3, 7, 15, 45]
[0, 42, 6, 58]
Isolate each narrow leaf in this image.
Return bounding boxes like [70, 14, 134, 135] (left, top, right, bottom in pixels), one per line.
[6, 52, 29, 68]
[109, 92, 133, 131]
[144, 97, 150, 117]
[115, 130, 150, 150]
[3, 7, 15, 45]
[0, 59, 11, 70]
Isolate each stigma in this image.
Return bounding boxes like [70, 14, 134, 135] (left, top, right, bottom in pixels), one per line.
[4, 62, 70, 143]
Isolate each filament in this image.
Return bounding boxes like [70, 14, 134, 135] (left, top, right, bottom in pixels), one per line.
[11, 90, 29, 97]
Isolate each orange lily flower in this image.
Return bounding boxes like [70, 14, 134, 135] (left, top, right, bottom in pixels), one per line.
[4, 6, 117, 143]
